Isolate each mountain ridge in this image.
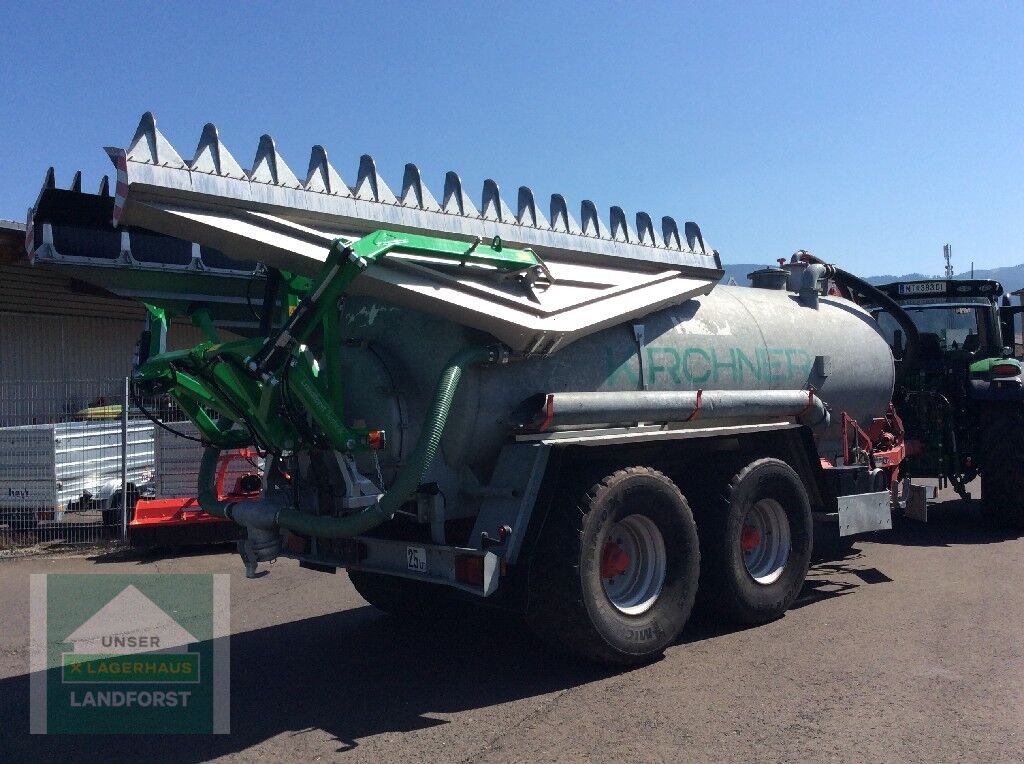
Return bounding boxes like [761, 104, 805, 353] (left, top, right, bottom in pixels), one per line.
[719, 262, 1024, 294]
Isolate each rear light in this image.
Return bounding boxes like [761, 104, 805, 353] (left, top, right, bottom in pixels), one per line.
[367, 430, 386, 450]
[992, 363, 1020, 378]
[454, 554, 485, 587]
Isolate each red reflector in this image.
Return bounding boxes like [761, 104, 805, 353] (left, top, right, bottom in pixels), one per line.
[455, 554, 484, 586]
[992, 363, 1020, 377]
[368, 430, 385, 450]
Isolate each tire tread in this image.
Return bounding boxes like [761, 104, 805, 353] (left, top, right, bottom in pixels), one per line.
[527, 466, 698, 665]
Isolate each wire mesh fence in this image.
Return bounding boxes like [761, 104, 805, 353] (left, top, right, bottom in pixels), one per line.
[0, 376, 240, 551]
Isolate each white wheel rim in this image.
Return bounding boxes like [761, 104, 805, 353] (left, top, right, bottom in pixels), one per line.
[741, 498, 791, 585]
[600, 514, 667, 615]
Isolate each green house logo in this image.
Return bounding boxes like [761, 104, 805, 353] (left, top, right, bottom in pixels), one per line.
[62, 585, 201, 686]
[30, 574, 230, 734]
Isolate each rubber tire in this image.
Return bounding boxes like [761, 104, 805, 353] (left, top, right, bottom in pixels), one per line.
[979, 408, 1024, 528]
[694, 458, 812, 625]
[347, 569, 468, 622]
[526, 467, 700, 666]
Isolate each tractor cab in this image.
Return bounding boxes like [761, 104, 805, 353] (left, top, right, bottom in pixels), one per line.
[871, 279, 1018, 362]
[867, 279, 1024, 498]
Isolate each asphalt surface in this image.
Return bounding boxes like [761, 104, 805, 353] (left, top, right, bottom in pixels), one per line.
[1, 487, 1021, 763]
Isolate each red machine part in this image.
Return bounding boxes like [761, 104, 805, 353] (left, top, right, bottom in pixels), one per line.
[832, 405, 907, 485]
[600, 541, 631, 579]
[130, 450, 261, 546]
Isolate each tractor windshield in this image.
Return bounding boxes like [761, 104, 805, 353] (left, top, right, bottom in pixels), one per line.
[875, 304, 992, 357]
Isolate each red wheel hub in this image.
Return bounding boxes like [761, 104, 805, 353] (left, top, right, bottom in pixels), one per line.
[600, 541, 630, 579]
[741, 526, 762, 553]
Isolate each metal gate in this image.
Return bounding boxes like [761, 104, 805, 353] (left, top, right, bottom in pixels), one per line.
[0, 377, 179, 550]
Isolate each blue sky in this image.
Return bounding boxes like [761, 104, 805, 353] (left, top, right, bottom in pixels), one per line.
[2, 1, 1021, 275]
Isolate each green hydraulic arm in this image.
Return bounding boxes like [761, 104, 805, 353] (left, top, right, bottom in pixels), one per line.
[133, 229, 541, 460]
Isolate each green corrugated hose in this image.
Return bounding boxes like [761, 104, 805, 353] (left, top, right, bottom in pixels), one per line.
[198, 345, 496, 537]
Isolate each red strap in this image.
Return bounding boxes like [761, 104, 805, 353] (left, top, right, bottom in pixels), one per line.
[799, 388, 816, 418]
[539, 394, 555, 432]
[684, 389, 703, 422]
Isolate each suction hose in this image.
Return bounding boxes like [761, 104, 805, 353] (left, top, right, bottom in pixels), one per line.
[277, 344, 497, 536]
[197, 444, 233, 518]
[799, 253, 919, 385]
[196, 345, 500, 538]
[376, 344, 500, 517]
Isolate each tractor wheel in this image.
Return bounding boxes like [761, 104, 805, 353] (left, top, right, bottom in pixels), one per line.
[979, 408, 1024, 528]
[347, 569, 469, 622]
[526, 467, 700, 665]
[694, 458, 813, 625]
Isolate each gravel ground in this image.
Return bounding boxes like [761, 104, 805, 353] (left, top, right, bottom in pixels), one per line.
[0, 487, 1021, 763]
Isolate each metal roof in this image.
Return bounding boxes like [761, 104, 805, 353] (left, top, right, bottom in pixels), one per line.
[0, 219, 28, 264]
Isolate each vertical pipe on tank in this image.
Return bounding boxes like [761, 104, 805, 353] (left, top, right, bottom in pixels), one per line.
[121, 376, 129, 541]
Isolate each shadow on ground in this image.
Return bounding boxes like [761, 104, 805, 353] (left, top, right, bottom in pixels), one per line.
[867, 498, 1021, 548]
[5, 602, 616, 759]
[8, 497, 1018, 757]
[3, 558, 879, 759]
[808, 494, 1022, 565]
[88, 542, 238, 566]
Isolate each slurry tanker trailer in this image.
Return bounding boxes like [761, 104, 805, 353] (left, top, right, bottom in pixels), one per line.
[26, 114, 911, 664]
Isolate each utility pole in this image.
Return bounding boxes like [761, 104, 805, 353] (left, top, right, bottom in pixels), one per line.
[944, 243, 953, 279]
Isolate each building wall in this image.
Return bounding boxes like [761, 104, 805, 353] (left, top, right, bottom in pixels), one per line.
[0, 259, 208, 426]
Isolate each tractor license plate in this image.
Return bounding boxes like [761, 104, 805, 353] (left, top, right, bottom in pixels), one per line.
[898, 281, 946, 295]
[406, 546, 427, 573]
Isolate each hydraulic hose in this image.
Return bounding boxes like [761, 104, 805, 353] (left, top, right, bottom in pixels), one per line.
[197, 445, 232, 518]
[274, 344, 499, 538]
[799, 253, 919, 385]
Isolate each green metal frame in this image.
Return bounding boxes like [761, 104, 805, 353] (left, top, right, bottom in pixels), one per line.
[133, 229, 539, 455]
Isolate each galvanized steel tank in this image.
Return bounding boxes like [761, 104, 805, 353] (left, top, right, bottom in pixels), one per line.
[340, 283, 894, 477]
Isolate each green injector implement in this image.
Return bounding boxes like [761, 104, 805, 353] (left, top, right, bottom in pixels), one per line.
[132, 230, 542, 545]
